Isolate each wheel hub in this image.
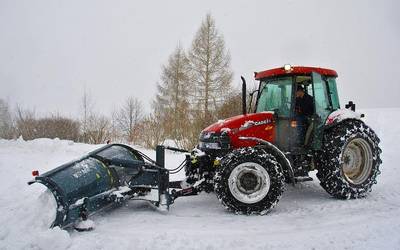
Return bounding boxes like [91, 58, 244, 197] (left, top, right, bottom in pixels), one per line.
[228, 162, 270, 204]
[239, 172, 259, 193]
[342, 138, 373, 185]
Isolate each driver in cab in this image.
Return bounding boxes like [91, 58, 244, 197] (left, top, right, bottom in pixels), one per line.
[295, 85, 314, 145]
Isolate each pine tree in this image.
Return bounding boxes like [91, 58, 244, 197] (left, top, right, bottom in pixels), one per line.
[155, 44, 191, 146]
[188, 13, 233, 126]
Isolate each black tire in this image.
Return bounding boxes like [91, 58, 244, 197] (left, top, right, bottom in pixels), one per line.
[316, 119, 382, 199]
[214, 147, 285, 215]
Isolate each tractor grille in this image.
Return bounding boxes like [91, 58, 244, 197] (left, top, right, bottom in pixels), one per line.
[198, 132, 230, 153]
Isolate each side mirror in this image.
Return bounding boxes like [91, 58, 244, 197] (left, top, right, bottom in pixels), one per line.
[241, 76, 247, 115]
[345, 101, 356, 111]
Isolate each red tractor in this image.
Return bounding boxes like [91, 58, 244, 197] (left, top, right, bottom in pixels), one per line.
[183, 64, 382, 214]
[30, 65, 383, 229]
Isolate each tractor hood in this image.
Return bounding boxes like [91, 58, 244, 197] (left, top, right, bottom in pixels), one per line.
[200, 112, 276, 150]
[203, 112, 275, 134]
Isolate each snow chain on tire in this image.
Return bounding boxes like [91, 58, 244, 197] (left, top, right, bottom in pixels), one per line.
[316, 119, 382, 199]
[214, 147, 285, 215]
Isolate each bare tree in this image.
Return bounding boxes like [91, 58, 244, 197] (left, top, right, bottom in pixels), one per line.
[14, 105, 36, 140]
[138, 112, 165, 149]
[188, 13, 233, 125]
[86, 114, 112, 144]
[34, 115, 80, 141]
[216, 90, 243, 119]
[109, 109, 123, 143]
[0, 99, 13, 139]
[115, 97, 143, 144]
[12, 105, 80, 141]
[81, 88, 94, 143]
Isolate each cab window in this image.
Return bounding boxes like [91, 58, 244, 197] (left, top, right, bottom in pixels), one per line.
[256, 77, 293, 117]
[327, 77, 340, 110]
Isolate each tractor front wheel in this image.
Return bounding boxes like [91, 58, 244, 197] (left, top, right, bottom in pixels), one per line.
[214, 147, 284, 215]
[316, 119, 382, 199]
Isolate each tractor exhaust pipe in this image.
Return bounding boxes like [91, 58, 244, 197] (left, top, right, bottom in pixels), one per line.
[241, 76, 247, 115]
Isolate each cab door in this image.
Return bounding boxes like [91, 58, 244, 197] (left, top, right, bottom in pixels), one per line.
[311, 72, 332, 149]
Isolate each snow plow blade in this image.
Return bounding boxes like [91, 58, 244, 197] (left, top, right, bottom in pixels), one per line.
[28, 144, 171, 229]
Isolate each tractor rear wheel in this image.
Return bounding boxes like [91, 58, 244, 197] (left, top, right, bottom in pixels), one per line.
[214, 147, 284, 215]
[316, 119, 382, 199]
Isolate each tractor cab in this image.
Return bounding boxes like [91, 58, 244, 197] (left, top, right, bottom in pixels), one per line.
[253, 65, 340, 152]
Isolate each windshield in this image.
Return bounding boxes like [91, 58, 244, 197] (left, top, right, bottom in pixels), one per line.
[256, 77, 293, 117]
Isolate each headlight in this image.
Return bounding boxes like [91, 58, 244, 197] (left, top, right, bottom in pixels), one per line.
[199, 142, 221, 150]
[199, 131, 213, 140]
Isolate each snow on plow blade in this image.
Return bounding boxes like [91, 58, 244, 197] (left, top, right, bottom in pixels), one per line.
[28, 144, 170, 229]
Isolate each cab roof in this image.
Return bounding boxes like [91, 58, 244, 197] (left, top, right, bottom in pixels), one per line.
[255, 66, 338, 80]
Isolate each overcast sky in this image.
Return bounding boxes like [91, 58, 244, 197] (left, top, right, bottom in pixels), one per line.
[1, 0, 399, 118]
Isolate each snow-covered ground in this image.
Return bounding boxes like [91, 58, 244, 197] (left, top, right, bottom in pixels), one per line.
[1, 108, 399, 250]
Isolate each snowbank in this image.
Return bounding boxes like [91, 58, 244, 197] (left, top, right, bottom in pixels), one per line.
[1, 108, 400, 249]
